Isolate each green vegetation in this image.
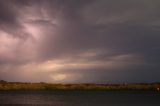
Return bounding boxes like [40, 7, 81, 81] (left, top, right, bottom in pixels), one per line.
[0, 80, 159, 90]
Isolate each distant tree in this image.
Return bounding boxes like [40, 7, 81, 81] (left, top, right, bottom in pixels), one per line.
[0, 80, 7, 83]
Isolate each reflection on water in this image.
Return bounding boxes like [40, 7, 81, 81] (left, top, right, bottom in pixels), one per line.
[0, 90, 160, 106]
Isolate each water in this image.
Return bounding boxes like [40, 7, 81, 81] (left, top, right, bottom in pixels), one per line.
[0, 90, 160, 106]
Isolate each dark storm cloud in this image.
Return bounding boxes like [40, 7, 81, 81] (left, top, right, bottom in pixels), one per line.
[0, 0, 160, 83]
[0, 1, 17, 25]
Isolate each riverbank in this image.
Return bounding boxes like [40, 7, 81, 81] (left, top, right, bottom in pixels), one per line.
[0, 81, 160, 90]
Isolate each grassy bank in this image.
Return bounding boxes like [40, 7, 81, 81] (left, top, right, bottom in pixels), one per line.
[0, 81, 159, 90]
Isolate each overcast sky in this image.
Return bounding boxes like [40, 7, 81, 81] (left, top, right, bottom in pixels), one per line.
[0, 0, 160, 83]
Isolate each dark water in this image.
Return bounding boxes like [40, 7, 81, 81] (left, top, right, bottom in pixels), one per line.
[0, 90, 160, 106]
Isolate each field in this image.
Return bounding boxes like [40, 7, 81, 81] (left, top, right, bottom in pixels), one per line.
[0, 80, 160, 90]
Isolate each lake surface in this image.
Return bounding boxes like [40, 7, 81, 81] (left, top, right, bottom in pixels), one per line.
[0, 90, 160, 106]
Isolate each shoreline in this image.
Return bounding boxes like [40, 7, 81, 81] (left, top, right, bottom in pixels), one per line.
[0, 82, 160, 91]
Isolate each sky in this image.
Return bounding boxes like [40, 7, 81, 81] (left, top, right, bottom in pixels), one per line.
[0, 0, 160, 83]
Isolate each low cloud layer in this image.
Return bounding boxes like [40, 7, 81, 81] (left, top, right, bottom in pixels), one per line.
[0, 0, 160, 83]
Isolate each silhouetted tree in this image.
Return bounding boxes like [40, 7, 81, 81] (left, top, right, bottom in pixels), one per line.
[0, 80, 7, 83]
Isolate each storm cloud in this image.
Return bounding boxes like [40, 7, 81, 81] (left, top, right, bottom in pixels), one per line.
[0, 0, 160, 83]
